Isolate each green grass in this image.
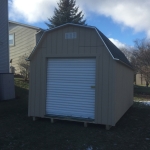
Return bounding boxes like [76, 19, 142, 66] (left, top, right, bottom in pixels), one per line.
[134, 94, 150, 102]
[15, 78, 29, 90]
[0, 80, 150, 150]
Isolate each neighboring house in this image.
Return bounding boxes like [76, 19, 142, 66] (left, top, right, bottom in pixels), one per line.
[9, 21, 43, 74]
[0, 0, 15, 100]
[135, 73, 146, 85]
[28, 23, 133, 128]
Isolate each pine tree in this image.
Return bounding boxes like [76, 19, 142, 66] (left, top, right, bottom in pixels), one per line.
[46, 0, 86, 28]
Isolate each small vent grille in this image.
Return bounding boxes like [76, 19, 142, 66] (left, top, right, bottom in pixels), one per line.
[65, 32, 77, 39]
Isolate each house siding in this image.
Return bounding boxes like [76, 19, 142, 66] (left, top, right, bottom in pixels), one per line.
[0, 0, 9, 73]
[0, 1, 15, 101]
[9, 23, 39, 74]
[136, 73, 146, 85]
[28, 26, 116, 126]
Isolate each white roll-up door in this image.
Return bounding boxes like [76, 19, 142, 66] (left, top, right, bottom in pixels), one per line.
[46, 58, 95, 119]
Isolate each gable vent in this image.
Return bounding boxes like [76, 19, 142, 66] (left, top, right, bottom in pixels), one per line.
[65, 32, 77, 39]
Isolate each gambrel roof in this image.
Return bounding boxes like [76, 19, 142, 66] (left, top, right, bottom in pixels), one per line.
[97, 29, 132, 67]
[28, 23, 132, 69]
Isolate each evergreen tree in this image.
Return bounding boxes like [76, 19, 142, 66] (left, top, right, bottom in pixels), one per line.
[46, 0, 86, 28]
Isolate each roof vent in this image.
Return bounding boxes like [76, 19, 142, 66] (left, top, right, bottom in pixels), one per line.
[65, 32, 77, 39]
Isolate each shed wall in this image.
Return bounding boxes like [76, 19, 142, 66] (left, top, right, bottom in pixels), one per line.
[9, 24, 38, 74]
[0, 0, 9, 73]
[114, 62, 133, 124]
[96, 45, 115, 125]
[28, 26, 115, 125]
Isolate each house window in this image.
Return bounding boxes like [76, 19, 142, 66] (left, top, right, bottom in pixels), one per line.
[9, 34, 15, 46]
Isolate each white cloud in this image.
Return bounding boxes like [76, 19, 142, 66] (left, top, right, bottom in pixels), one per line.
[9, 0, 150, 37]
[109, 38, 126, 48]
[77, 0, 150, 37]
[9, 0, 57, 23]
[109, 38, 133, 61]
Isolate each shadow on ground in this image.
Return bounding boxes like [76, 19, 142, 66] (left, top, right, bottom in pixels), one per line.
[0, 86, 150, 150]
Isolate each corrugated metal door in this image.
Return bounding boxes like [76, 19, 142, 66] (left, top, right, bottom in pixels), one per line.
[46, 58, 95, 119]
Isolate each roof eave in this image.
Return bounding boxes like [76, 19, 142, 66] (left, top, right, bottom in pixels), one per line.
[27, 23, 132, 70]
[95, 28, 133, 70]
[28, 31, 46, 60]
[45, 23, 96, 32]
[95, 28, 116, 60]
[9, 20, 43, 31]
[114, 59, 133, 70]
[28, 23, 97, 60]
[27, 23, 118, 61]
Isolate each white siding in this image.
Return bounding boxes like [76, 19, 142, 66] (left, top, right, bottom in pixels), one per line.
[0, 0, 9, 73]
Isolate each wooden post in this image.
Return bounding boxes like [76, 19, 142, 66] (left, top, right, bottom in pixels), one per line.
[84, 122, 88, 127]
[106, 125, 111, 130]
[51, 118, 55, 123]
[33, 117, 37, 121]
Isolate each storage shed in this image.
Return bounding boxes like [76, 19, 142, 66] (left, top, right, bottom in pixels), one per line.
[27, 23, 133, 127]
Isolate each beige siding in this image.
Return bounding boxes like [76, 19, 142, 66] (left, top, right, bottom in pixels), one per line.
[9, 23, 38, 74]
[29, 26, 115, 124]
[114, 62, 133, 125]
[136, 74, 146, 85]
[9, 23, 18, 30]
[95, 46, 115, 125]
[28, 25, 132, 126]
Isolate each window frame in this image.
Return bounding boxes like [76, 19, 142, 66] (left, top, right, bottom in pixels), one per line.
[9, 33, 15, 46]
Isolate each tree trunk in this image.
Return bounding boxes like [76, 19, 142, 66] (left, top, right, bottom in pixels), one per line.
[146, 81, 149, 87]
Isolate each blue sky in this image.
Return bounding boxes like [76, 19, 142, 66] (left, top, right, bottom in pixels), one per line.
[9, 0, 150, 48]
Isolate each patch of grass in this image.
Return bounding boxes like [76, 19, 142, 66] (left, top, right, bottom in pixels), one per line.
[134, 94, 150, 102]
[14, 78, 29, 99]
[0, 80, 150, 149]
[15, 78, 29, 89]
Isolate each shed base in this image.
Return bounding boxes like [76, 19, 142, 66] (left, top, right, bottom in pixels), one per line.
[31, 116, 114, 129]
[33, 117, 38, 121]
[45, 114, 95, 123]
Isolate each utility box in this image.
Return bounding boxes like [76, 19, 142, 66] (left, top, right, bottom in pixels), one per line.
[0, 73, 15, 100]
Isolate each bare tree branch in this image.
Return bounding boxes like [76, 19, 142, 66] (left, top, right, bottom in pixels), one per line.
[131, 38, 150, 87]
[18, 53, 30, 80]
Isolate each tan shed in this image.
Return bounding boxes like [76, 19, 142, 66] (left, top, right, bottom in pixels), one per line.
[27, 23, 133, 127]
